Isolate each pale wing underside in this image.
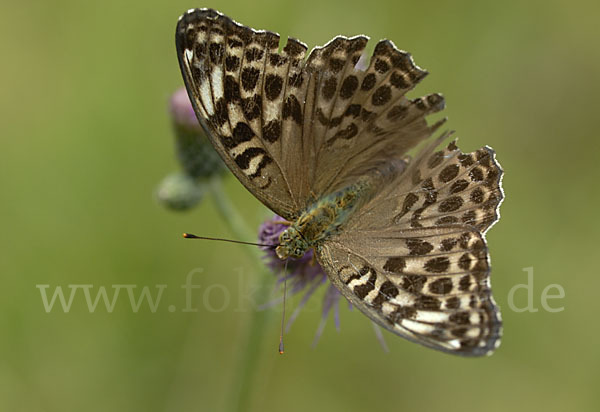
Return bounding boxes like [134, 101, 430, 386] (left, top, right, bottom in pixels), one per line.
[176, 8, 444, 219]
[319, 142, 504, 356]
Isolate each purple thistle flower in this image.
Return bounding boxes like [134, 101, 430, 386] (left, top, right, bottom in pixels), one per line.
[258, 215, 346, 344]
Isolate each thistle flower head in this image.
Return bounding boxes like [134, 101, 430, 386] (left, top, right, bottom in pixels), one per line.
[258, 215, 345, 343]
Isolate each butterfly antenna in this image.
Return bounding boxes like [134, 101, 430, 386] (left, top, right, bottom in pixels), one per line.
[279, 259, 289, 355]
[182, 233, 275, 248]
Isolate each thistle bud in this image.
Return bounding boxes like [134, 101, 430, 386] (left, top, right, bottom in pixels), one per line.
[156, 172, 207, 211]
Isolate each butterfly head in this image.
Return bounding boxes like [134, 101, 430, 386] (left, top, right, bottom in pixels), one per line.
[275, 226, 308, 260]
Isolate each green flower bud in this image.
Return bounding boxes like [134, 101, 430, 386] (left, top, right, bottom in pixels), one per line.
[156, 172, 207, 211]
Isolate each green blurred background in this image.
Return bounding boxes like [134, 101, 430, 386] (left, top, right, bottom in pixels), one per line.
[1, 0, 599, 411]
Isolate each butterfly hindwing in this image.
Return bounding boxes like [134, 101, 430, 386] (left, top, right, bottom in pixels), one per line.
[306, 38, 445, 195]
[354, 137, 504, 234]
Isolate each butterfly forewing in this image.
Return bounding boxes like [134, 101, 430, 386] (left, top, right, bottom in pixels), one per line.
[177, 9, 300, 219]
[177, 9, 446, 213]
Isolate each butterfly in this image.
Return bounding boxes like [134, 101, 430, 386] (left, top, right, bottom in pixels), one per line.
[175, 8, 504, 356]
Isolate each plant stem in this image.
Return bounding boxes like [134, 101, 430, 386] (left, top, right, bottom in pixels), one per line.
[208, 177, 274, 412]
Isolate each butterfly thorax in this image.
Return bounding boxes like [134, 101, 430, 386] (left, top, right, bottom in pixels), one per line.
[275, 178, 373, 260]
